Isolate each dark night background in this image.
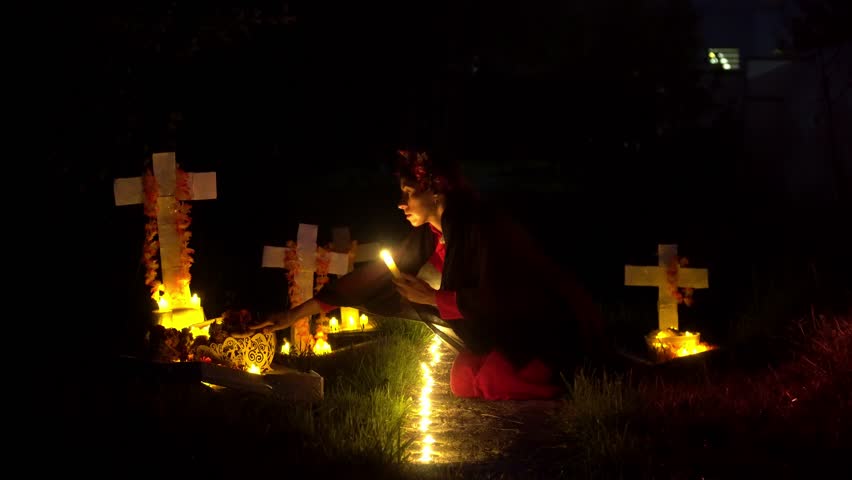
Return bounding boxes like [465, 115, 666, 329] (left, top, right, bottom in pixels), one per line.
[42, 0, 850, 359]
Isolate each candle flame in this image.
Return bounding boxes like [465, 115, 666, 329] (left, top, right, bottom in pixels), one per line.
[313, 337, 332, 355]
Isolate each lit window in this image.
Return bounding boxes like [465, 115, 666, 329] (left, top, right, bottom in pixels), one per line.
[707, 48, 740, 70]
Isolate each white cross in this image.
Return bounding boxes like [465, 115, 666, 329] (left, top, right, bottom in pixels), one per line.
[624, 244, 709, 331]
[262, 224, 382, 350]
[114, 152, 216, 328]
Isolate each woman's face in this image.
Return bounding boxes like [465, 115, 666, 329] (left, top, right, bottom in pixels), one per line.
[398, 179, 436, 227]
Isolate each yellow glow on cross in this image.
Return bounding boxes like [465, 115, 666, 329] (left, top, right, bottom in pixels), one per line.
[417, 335, 443, 463]
[152, 286, 206, 330]
[380, 249, 401, 278]
[189, 322, 211, 338]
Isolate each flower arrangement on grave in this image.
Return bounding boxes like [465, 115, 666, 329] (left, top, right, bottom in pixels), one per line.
[146, 324, 197, 363]
[146, 309, 277, 373]
[204, 309, 277, 372]
[647, 328, 714, 360]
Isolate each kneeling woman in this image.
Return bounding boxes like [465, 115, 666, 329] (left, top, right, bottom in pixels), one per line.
[255, 151, 606, 400]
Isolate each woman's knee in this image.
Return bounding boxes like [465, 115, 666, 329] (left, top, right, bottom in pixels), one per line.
[450, 350, 486, 398]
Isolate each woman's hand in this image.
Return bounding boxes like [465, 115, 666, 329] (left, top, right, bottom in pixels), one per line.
[250, 311, 294, 334]
[250, 299, 323, 333]
[392, 272, 438, 306]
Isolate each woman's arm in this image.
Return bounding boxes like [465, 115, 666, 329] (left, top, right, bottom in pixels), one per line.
[313, 226, 435, 312]
[251, 298, 324, 332]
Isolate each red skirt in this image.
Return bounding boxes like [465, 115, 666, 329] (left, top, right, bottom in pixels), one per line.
[449, 349, 563, 400]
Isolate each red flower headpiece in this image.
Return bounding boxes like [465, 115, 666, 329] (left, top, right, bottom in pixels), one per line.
[397, 150, 452, 193]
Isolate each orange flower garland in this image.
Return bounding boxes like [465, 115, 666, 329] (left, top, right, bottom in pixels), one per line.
[174, 166, 195, 293]
[314, 245, 332, 336]
[665, 256, 695, 306]
[315, 246, 331, 294]
[283, 240, 303, 306]
[142, 169, 162, 300]
[284, 240, 313, 350]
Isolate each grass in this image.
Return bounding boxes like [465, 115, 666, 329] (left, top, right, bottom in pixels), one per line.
[561, 369, 647, 479]
[52, 316, 434, 478]
[562, 312, 852, 479]
[51, 261, 849, 478]
[280, 317, 435, 465]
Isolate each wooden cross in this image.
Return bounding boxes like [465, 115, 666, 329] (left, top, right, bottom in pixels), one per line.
[624, 244, 709, 331]
[114, 152, 217, 329]
[262, 224, 382, 351]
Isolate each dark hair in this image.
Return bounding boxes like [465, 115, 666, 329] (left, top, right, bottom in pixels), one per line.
[393, 150, 468, 195]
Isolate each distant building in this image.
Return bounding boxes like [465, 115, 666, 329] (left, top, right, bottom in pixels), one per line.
[691, 0, 851, 202]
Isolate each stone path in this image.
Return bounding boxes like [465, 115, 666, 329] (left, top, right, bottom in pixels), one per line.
[403, 339, 577, 478]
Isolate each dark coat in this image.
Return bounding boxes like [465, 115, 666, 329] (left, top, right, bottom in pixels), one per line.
[315, 193, 606, 368]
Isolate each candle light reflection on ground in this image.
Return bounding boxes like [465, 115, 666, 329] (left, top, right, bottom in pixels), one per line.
[417, 335, 443, 462]
[404, 339, 570, 470]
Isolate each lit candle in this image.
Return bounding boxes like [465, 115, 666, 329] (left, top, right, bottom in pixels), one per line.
[190, 293, 201, 307]
[341, 307, 359, 331]
[329, 317, 340, 333]
[380, 249, 401, 278]
[360, 314, 368, 329]
[312, 331, 332, 355]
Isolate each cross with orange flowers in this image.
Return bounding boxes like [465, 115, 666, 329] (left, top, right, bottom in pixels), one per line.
[114, 152, 217, 329]
[262, 224, 382, 351]
[624, 244, 709, 331]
